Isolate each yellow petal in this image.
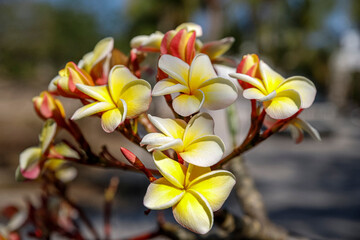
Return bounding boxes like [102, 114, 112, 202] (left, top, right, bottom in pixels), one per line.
[172, 91, 204, 117]
[153, 151, 186, 189]
[158, 54, 189, 86]
[101, 108, 123, 133]
[39, 119, 57, 153]
[71, 102, 115, 120]
[264, 89, 301, 119]
[229, 73, 267, 93]
[119, 79, 151, 118]
[185, 164, 211, 187]
[52, 142, 80, 159]
[277, 76, 316, 109]
[173, 190, 213, 234]
[87, 37, 114, 71]
[243, 88, 276, 101]
[259, 61, 285, 93]
[180, 135, 225, 167]
[76, 84, 113, 103]
[183, 113, 214, 146]
[144, 178, 185, 210]
[152, 78, 189, 96]
[108, 66, 138, 102]
[148, 115, 185, 139]
[189, 54, 217, 91]
[198, 77, 238, 110]
[188, 170, 235, 211]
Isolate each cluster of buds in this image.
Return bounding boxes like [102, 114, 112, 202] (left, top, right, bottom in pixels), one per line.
[16, 22, 320, 237]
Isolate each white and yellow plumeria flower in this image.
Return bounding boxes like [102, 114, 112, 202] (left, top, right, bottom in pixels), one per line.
[153, 54, 238, 117]
[144, 151, 235, 234]
[141, 113, 225, 167]
[230, 61, 316, 119]
[71, 65, 152, 133]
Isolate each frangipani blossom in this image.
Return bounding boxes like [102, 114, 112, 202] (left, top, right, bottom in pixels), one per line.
[71, 65, 152, 133]
[264, 115, 321, 144]
[230, 61, 316, 119]
[49, 62, 94, 98]
[33, 91, 66, 125]
[141, 113, 225, 167]
[144, 151, 235, 234]
[153, 54, 238, 117]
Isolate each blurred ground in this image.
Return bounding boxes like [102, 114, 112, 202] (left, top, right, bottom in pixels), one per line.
[0, 81, 359, 240]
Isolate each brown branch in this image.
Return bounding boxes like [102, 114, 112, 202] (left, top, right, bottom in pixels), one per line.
[104, 177, 119, 240]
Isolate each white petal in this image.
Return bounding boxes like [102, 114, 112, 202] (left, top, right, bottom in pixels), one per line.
[152, 78, 189, 96]
[158, 54, 189, 86]
[71, 102, 115, 120]
[183, 113, 215, 145]
[198, 77, 238, 110]
[180, 135, 225, 167]
[277, 76, 316, 109]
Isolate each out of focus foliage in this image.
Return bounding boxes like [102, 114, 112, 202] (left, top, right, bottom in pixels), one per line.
[1, 0, 359, 102]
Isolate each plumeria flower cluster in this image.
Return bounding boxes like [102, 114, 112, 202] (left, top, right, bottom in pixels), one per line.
[17, 120, 79, 182]
[17, 22, 321, 238]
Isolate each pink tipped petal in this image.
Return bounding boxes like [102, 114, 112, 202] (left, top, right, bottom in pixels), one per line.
[144, 178, 185, 210]
[189, 54, 217, 90]
[172, 91, 204, 117]
[173, 190, 213, 234]
[293, 118, 321, 141]
[76, 84, 112, 102]
[263, 89, 301, 119]
[153, 151, 187, 188]
[120, 79, 151, 118]
[188, 170, 236, 211]
[19, 147, 41, 172]
[71, 102, 115, 120]
[198, 77, 238, 110]
[158, 55, 189, 86]
[180, 135, 225, 167]
[21, 165, 41, 179]
[288, 124, 304, 144]
[277, 76, 316, 109]
[183, 113, 215, 145]
[101, 108, 123, 133]
[152, 78, 189, 96]
[148, 115, 186, 139]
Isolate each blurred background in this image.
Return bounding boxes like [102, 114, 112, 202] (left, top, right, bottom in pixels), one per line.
[0, 0, 359, 239]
